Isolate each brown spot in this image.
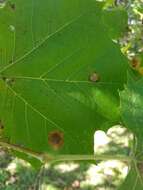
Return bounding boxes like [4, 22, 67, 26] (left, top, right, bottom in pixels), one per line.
[89, 72, 100, 82]
[131, 57, 140, 69]
[48, 131, 64, 150]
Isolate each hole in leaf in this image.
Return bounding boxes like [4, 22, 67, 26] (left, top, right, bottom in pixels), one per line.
[89, 72, 100, 82]
[94, 125, 134, 155]
[48, 131, 64, 150]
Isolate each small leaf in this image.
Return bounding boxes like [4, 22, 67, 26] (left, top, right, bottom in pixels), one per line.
[120, 72, 143, 187]
[118, 163, 143, 190]
[120, 74, 143, 151]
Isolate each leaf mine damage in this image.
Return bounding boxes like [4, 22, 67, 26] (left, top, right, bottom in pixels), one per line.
[48, 131, 64, 150]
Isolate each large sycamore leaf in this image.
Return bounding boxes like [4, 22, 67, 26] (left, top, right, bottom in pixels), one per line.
[120, 74, 143, 189]
[0, 0, 128, 163]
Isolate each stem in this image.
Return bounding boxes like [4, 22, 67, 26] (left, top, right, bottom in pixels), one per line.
[0, 141, 44, 162]
[0, 140, 134, 163]
[44, 154, 132, 163]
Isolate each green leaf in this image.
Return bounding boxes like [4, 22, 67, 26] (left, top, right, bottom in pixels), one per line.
[118, 162, 143, 190]
[120, 74, 143, 189]
[120, 74, 143, 151]
[0, 0, 128, 163]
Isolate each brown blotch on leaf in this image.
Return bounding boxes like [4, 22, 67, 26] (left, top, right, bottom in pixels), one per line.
[89, 72, 100, 82]
[131, 57, 140, 69]
[48, 131, 64, 150]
